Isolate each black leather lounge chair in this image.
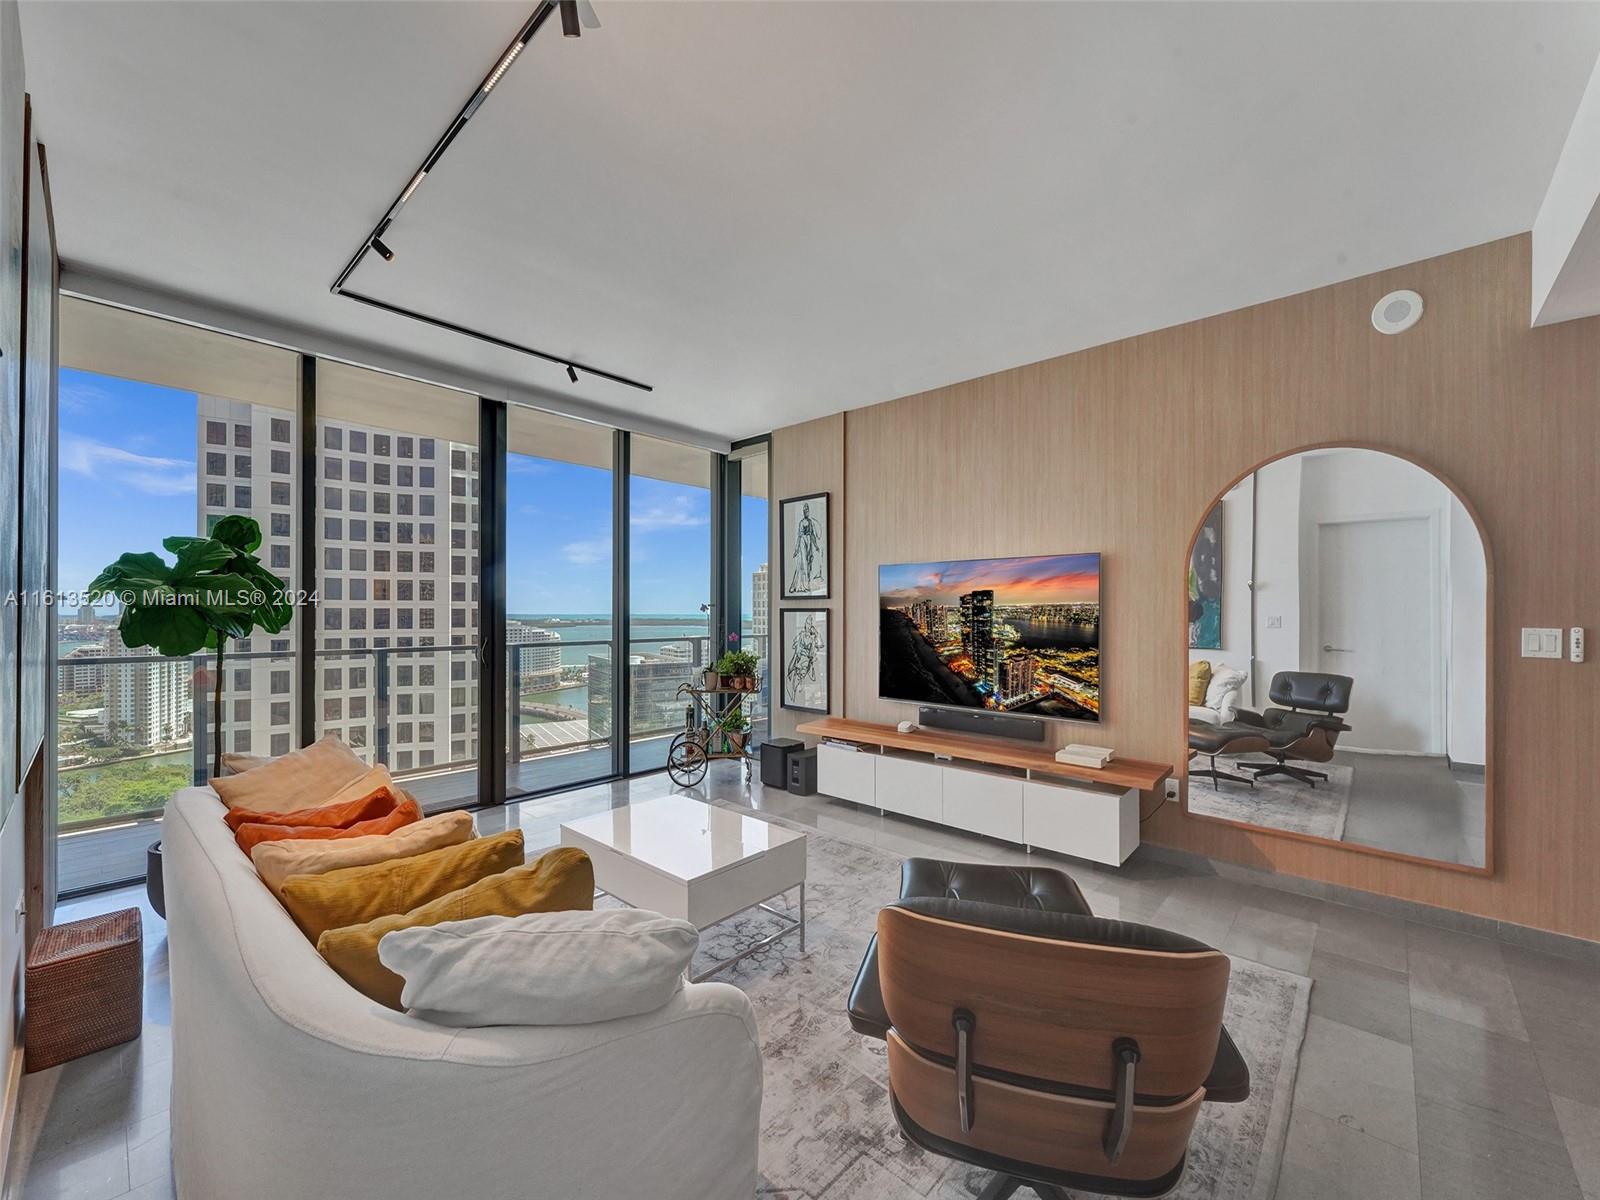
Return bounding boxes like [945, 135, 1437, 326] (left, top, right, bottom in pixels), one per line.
[1233, 670, 1354, 787]
[848, 859, 1250, 1200]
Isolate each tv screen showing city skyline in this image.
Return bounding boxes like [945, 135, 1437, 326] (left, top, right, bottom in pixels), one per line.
[879, 554, 1101, 723]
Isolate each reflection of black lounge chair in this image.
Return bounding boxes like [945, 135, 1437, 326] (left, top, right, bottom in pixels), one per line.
[1233, 672, 1354, 788]
[1187, 721, 1271, 788]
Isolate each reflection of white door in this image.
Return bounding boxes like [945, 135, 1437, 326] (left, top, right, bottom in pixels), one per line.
[1316, 516, 1439, 754]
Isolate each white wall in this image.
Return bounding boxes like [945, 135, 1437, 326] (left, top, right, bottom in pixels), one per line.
[1294, 449, 1486, 759]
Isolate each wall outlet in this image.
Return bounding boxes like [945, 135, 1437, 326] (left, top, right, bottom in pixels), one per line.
[1163, 777, 1181, 803]
[1265, 615, 1283, 629]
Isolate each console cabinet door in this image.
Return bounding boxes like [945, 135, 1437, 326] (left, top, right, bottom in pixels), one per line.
[942, 766, 1024, 842]
[818, 744, 876, 806]
[1023, 780, 1139, 865]
[875, 754, 943, 823]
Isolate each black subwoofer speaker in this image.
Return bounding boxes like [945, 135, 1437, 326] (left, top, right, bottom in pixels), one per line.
[761, 738, 803, 789]
[788, 748, 818, 796]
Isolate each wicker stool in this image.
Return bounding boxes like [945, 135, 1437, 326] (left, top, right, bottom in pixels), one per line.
[25, 908, 143, 1072]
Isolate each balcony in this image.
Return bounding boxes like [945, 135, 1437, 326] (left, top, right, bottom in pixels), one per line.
[55, 632, 770, 894]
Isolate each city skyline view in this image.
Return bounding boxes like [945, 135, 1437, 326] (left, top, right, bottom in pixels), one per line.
[879, 553, 1101, 608]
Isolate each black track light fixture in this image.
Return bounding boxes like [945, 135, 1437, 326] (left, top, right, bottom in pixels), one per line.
[330, 2, 651, 393]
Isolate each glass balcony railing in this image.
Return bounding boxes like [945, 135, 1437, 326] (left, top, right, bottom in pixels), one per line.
[55, 630, 771, 893]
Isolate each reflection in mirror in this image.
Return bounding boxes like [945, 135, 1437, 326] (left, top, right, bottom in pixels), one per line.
[1184, 447, 1487, 869]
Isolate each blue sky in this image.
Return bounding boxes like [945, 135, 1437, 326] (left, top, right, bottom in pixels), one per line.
[60, 368, 768, 619]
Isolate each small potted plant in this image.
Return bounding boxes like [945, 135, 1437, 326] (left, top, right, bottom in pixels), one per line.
[715, 649, 759, 691]
[721, 707, 751, 754]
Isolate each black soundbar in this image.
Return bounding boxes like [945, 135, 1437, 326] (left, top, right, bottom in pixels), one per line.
[917, 706, 1047, 744]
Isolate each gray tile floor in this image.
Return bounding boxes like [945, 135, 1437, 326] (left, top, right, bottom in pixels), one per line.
[12, 764, 1598, 1200]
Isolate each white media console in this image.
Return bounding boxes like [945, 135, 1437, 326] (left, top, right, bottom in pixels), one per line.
[795, 717, 1174, 867]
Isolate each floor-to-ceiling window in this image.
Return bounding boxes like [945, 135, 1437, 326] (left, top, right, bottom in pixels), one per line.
[504, 406, 616, 797]
[627, 435, 714, 773]
[734, 442, 771, 742]
[313, 361, 480, 812]
[51, 302, 748, 895]
[55, 298, 300, 893]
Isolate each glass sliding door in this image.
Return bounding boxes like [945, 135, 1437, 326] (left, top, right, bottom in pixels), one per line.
[627, 435, 714, 773]
[314, 360, 480, 811]
[55, 298, 300, 892]
[504, 406, 616, 797]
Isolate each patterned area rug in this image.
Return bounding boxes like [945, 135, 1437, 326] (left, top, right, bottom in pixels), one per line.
[682, 817, 1311, 1200]
[1188, 760, 1353, 842]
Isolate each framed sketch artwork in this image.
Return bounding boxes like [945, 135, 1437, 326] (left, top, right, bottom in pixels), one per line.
[780, 491, 830, 599]
[780, 608, 829, 713]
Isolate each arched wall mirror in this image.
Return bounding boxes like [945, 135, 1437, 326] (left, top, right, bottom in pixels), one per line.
[1182, 446, 1491, 873]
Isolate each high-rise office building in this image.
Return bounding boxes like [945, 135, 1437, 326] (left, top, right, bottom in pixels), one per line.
[197, 394, 480, 772]
[751, 563, 769, 639]
[959, 589, 997, 686]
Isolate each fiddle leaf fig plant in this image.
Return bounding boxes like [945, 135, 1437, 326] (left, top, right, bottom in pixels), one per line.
[88, 515, 293, 779]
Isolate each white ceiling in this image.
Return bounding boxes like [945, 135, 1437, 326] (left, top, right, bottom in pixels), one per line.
[21, 1, 1600, 444]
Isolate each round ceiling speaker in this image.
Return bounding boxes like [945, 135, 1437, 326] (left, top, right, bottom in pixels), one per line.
[1372, 289, 1423, 335]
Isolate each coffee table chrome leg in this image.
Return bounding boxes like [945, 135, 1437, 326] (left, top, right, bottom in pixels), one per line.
[688, 882, 808, 984]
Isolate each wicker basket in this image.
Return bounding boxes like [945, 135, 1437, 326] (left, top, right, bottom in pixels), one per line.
[25, 908, 143, 1072]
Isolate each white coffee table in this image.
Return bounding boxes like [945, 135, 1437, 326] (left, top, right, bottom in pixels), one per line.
[559, 794, 808, 982]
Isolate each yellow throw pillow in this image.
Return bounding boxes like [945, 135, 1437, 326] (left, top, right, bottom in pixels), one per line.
[251, 810, 477, 898]
[318, 846, 595, 1010]
[1188, 660, 1213, 706]
[280, 830, 526, 943]
[210, 734, 368, 814]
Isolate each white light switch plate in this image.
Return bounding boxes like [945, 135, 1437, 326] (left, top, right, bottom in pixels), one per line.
[1521, 628, 1563, 659]
[1266, 615, 1283, 629]
[1572, 627, 1585, 663]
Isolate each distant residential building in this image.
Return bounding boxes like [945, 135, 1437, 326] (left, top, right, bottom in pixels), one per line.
[103, 627, 191, 749]
[58, 644, 106, 695]
[959, 589, 997, 687]
[1002, 654, 1036, 702]
[508, 623, 563, 688]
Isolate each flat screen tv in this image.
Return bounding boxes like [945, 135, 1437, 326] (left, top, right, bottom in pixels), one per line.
[879, 553, 1101, 723]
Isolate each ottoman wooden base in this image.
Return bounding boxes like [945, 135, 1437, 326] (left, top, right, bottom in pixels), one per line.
[25, 908, 143, 1073]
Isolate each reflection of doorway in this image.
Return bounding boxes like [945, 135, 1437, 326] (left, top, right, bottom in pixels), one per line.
[1314, 515, 1440, 754]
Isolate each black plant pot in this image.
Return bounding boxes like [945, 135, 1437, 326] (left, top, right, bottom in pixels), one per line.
[146, 842, 166, 919]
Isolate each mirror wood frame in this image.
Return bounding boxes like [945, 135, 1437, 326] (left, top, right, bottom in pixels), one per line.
[1179, 440, 1495, 877]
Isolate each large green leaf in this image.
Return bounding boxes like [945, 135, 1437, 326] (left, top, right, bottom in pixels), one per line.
[168, 537, 236, 582]
[121, 602, 209, 658]
[86, 552, 172, 603]
[210, 514, 262, 553]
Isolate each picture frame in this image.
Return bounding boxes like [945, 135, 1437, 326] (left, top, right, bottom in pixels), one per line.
[780, 607, 829, 713]
[779, 491, 830, 599]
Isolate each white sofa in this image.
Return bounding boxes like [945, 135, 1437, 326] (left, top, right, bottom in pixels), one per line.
[164, 787, 764, 1200]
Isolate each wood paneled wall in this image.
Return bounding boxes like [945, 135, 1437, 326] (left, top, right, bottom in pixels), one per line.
[775, 235, 1600, 942]
[769, 412, 847, 743]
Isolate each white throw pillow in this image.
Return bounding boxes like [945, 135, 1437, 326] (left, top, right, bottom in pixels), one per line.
[1189, 704, 1221, 725]
[377, 908, 700, 1027]
[1204, 668, 1248, 722]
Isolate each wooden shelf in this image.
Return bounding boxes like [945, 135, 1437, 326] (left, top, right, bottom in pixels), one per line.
[794, 716, 1172, 793]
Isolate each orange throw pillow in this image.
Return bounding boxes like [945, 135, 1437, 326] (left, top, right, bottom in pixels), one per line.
[224, 784, 397, 834]
[235, 797, 421, 855]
